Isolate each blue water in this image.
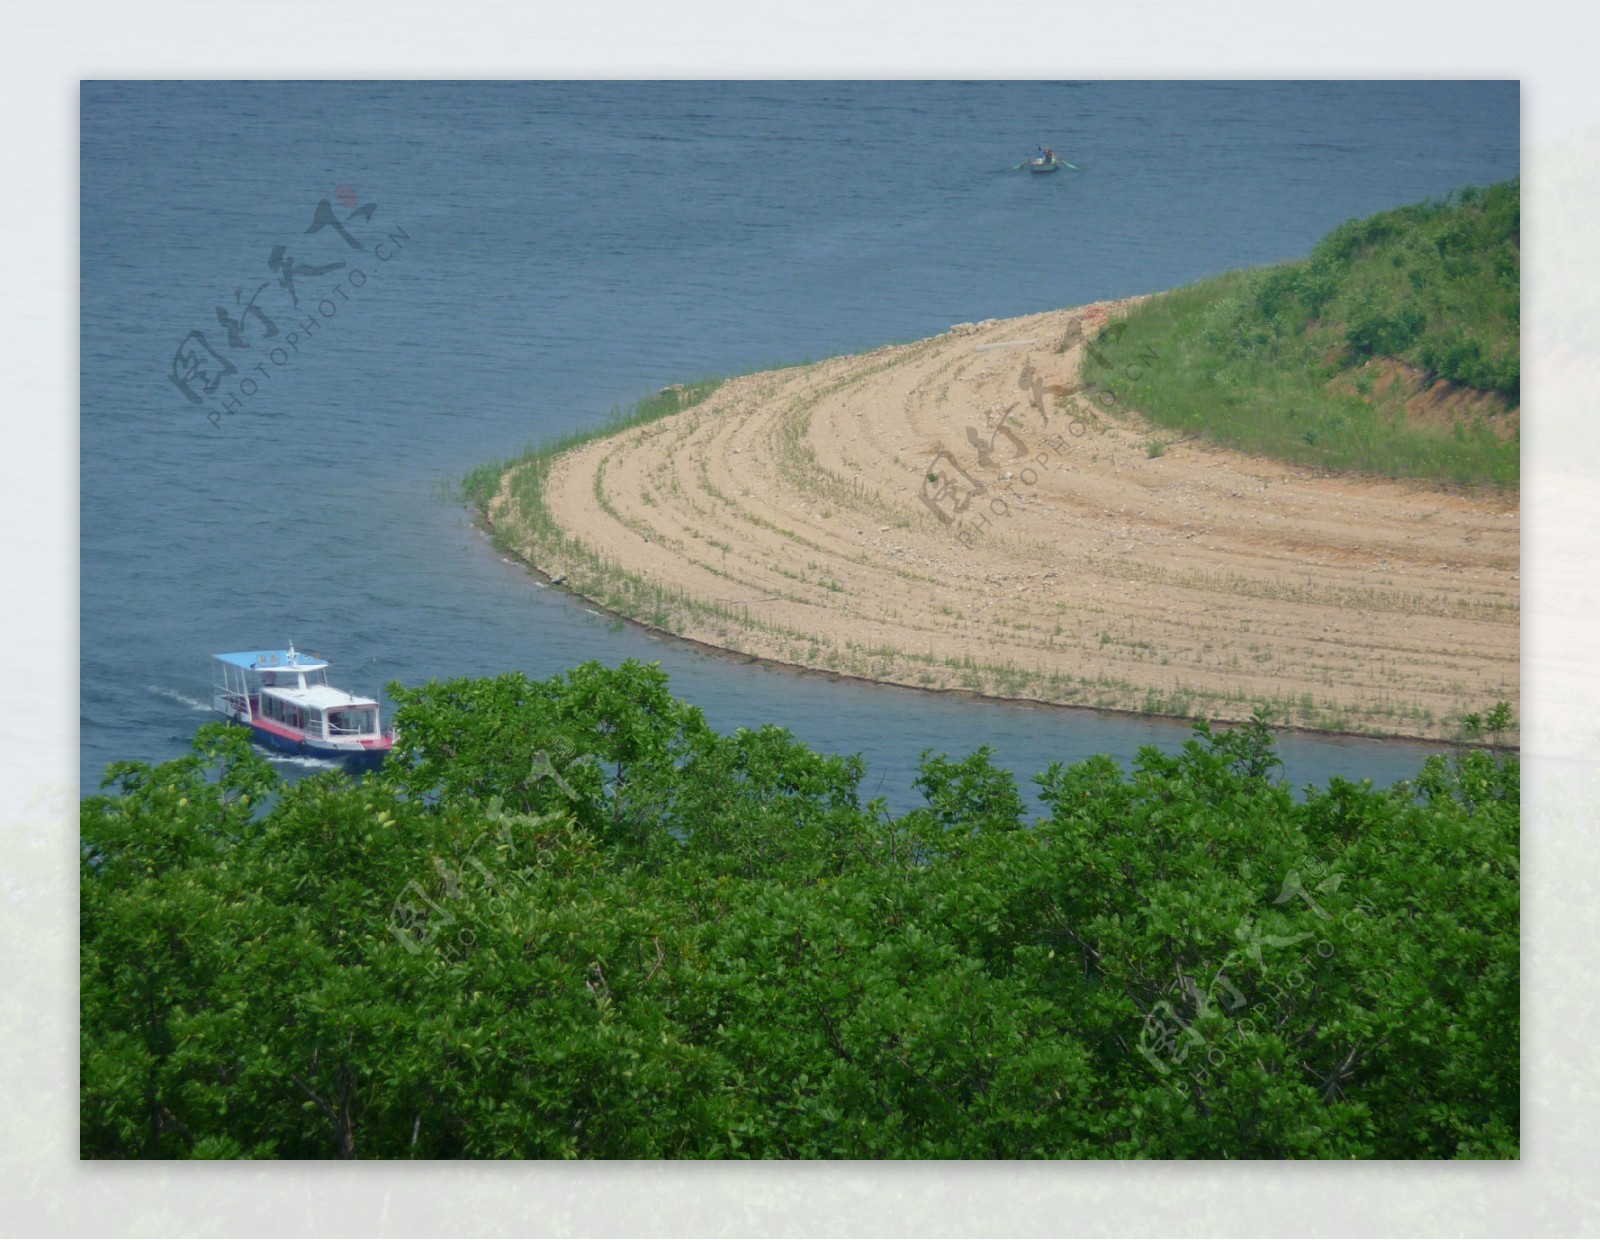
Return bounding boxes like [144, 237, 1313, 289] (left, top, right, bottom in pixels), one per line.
[80, 81, 1518, 808]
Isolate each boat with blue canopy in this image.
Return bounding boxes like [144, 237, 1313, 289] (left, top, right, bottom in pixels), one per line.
[211, 645, 394, 769]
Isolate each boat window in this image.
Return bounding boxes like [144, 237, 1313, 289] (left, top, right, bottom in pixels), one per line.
[329, 708, 376, 736]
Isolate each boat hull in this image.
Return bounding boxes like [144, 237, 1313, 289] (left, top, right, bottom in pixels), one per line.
[1029, 160, 1061, 173]
[244, 717, 392, 771]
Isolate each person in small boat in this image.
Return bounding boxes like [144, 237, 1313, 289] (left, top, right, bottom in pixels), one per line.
[1036, 145, 1046, 161]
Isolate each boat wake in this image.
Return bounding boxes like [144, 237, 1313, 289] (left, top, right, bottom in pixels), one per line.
[148, 685, 211, 712]
[266, 753, 343, 772]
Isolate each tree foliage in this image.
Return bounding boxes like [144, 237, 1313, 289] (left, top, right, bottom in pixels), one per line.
[81, 663, 1519, 1158]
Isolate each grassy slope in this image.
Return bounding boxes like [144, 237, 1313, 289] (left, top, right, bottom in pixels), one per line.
[1081, 181, 1520, 488]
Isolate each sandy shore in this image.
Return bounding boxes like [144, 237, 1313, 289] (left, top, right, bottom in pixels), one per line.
[489, 302, 1519, 742]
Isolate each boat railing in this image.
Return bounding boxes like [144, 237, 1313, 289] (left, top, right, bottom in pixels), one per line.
[326, 719, 379, 739]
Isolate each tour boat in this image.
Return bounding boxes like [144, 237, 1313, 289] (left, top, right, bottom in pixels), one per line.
[211, 645, 394, 769]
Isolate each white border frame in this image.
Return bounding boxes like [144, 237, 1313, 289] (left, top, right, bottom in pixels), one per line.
[15, 2, 1597, 1234]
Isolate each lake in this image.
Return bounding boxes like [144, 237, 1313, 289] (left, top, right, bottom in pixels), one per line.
[79, 80, 1518, 807]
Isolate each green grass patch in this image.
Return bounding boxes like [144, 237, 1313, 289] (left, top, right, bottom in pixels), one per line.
[1083, 180, 1519, 489]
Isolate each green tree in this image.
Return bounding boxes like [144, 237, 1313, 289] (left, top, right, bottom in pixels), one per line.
[80, 665, 1519, 1159]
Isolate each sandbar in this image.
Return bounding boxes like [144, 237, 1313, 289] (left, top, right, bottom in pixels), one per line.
[488, 302, 1519, 742]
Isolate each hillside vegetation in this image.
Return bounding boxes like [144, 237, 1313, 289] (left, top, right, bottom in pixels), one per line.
[82, 662, 1518, 1159]
[1083, 181, 1519, 487]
